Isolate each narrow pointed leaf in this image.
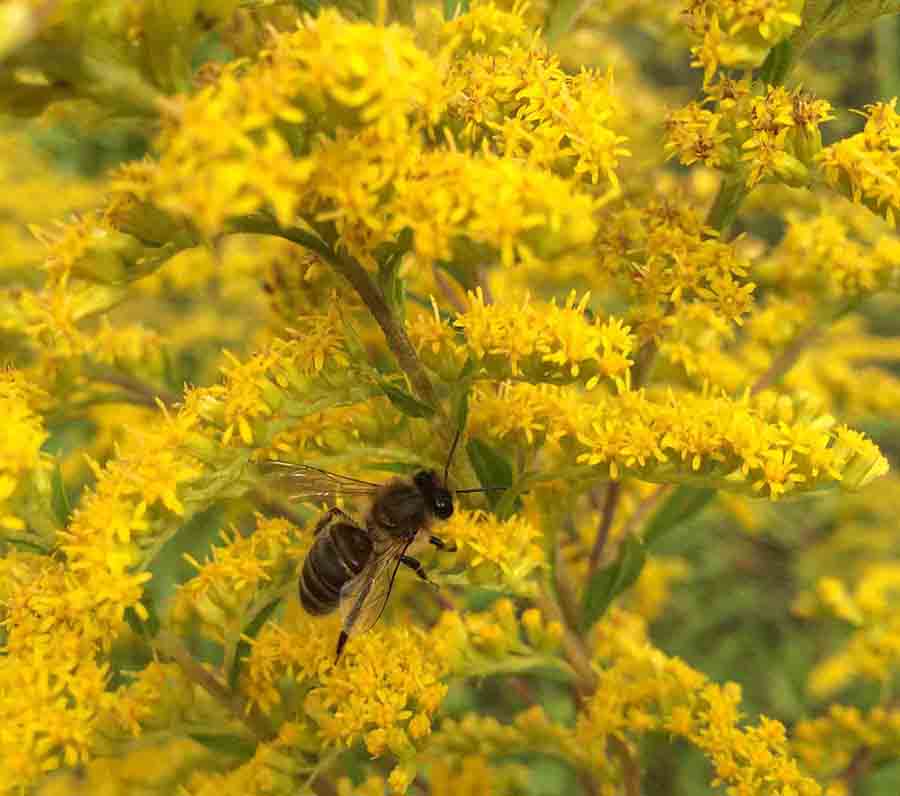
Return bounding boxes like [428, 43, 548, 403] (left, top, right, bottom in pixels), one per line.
[466, 437, 513, 510]
[643, 486, 716, 549]
[228, 596, 283, 690]
[581, 534, 647, 630]
[377, 379, 436, 418]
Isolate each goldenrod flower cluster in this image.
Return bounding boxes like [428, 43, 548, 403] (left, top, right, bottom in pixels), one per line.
[0, 370, 52, 534]
[683, 0, 805, 83]
[2, 1, 900, 795]
[468, 380, 886, 497]
[794, 704, 900, 781]
[410, 288, 634, 385]
[666, 79, 833, 189]
[819, 99, 900, 225]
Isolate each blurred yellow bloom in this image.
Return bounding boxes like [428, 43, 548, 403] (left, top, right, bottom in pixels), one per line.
[0, 369, 50, 532]
[819, 99, 900, 225]
[684, 0, 805, 81]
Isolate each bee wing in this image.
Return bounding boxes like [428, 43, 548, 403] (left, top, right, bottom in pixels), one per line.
[338, 538, 412, 638]
[260, 462, 381, 502]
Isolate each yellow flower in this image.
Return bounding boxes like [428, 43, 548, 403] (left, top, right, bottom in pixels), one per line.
[795, 703, 900, 780]
[244, 606, 447, 750]
[665, 101, 732, 168]
[819, 99, 900, 225]
[0, 369, 51, 534]
[173, 516, 308, 644]
[440, 510, 546, 593]
[595, 199, 754, 333]
[446, 41, 628, 190]
[389, 150, 598, 268]
[804, 564, 900, 698]
[581, 609, 822, 795]
[440, 0, 532, 54]
[411, 287, 634, 386]
[684, 0, 805, 80]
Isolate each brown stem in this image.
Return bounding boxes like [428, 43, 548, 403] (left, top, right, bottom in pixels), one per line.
[154, 630, 275, 742]
[630, 339, 658, 389]
[328, 248, 482, 491]
[226, 218, 440, 411]
[554, 541, 583, 634]
[619, 484, 671, 542]
[586, 334, 654, 574]
[751, 323, 822, 393]
[432, 264, 468, 314]
[588, 481, 621, 574]
[330, 251, 440, 410]
[87, 364, 179, 408]
[538, 586, 642, 795]
[311, 776, 340, 796]
[609, 736, 642, 796]
[578, 769, 600, 796]
[839, 746, 873, 795]
[538, 588, 597, 697]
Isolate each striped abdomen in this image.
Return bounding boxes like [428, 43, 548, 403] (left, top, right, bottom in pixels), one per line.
[299, 522, 373, 615]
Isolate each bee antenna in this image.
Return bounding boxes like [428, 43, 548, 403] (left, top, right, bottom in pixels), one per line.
[442, 423, 464, 486]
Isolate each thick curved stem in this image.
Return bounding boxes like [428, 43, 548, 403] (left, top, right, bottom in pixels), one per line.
[328, 251, 439, 409]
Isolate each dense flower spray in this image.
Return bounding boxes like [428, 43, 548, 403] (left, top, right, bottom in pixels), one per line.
[1, 0, 900, 794]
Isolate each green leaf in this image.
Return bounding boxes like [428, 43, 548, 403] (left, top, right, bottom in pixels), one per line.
[371, 461, 420, 475]
[759, 40, 794, 86]
[545, 0, 582, 43]
[141, 505, 225, 621]
[229, 597, 283, 690]
[186, 732, 257, 761]
[124, 594, 161, 640]
[443, 0, 469, 19]
[0, 536, 49, 554]
[581, 534, 647, 630]
[466, 437, 513, 510]
[643, 486, 717, 549]
[377, 234, 409, 319]
[451, 357, 476, 432]
[377, 379, 436, 418]
[50, 460, 72, 528]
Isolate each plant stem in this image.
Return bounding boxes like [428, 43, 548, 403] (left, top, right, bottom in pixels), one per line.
[751, 322, 822, 392]
[554, 539, 584, 632]
[839, 746, 873, 796]
[154, 630, 275, 742]
[328, 250, 440, 410]
[875, 14, 900, 101]
[609, 736, 642, 796]
[538, 588, 597, 696]
[538, 586, 642, 795]
[86, 364, 179, 408]
[588, 481, 621, 574]
[705, 175, 748, 236]
[230, 217, 441, 412]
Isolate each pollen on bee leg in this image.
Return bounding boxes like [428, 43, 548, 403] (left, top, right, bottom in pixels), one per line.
[429, 534, 457, 552]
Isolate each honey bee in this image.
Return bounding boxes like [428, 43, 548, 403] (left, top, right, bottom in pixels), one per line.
[264, 433, 498, 660]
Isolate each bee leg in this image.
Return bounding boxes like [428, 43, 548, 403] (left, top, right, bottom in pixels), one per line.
[400, 555, 437, 587]
[429, 534, 457, 553]
[335, 630, 349, 663]
[313, 507, 353, 535]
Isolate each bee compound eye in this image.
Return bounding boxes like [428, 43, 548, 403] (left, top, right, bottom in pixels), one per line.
[435, 494, 453, 519]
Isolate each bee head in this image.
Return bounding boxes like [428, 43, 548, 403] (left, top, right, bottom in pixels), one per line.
[414, 469, 454, 520]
